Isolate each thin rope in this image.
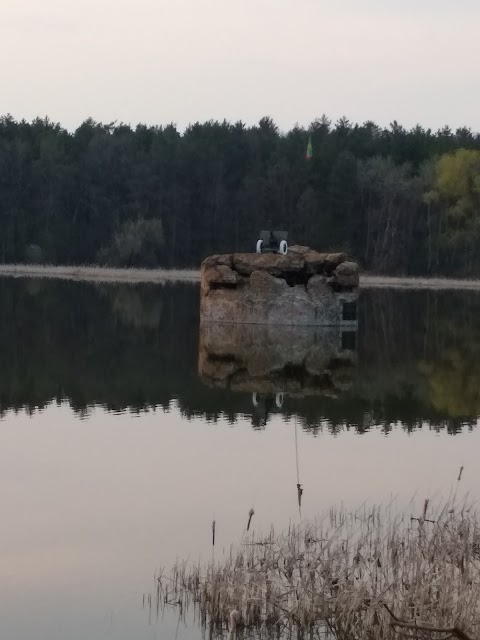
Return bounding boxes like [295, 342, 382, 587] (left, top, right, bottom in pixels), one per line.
[295, 414, 300, 486]
[295, 414, 303, 516]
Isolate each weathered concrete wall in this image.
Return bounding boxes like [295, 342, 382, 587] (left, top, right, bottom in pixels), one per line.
[200, 246, 359, 326]
[199, 322, 357, 398]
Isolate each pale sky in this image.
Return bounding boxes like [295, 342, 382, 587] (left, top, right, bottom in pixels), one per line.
[1, 0, 479, 132]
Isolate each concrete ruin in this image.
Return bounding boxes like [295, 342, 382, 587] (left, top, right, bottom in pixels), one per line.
[200, 246, 359, 326]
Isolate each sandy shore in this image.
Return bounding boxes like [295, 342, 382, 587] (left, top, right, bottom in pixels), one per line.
[1, 263, 480, 290]
[0, 264, 200, 284]
[361, 274, 480, 290]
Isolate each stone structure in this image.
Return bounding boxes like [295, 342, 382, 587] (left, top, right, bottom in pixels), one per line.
[199, 322, 357, 399]
[200, 246, 359, 326]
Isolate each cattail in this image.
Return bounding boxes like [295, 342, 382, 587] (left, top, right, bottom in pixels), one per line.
[247, 508, 254, 531]
[153, 498, 479, 640]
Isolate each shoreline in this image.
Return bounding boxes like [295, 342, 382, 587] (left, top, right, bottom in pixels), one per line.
[1, 263, 480, 290]
[0, 264, 200, 284]
[360, 274, 480, 290]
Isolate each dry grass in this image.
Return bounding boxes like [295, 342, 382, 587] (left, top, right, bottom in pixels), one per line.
[152, 499, 480, 639]
[0, 263, 200, 284]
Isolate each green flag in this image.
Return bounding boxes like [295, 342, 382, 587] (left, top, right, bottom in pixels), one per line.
[306, 135, 313, 160]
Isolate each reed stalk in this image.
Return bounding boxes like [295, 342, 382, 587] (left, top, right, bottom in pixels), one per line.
[152, 499, 480, 639]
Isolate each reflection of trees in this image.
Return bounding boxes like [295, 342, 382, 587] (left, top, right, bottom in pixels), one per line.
[0, 279, 199, 415]
[98, 284, 164, 329]
[360, 289, 480, 431]
[0, 280, 479, 434]
[421, 351, 480, 418]
[420, 308, 480, 419]
[287, 290, 480, 434]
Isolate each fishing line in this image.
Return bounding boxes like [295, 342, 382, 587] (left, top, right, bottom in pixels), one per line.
[295, 413, 303, 516]
[295, 413, 300, 487]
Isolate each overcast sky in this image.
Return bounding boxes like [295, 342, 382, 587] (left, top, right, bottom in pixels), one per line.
[1, 0, 479, 132]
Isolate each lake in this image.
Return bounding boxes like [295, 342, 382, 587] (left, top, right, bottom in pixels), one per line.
[1, 277, 479, 640]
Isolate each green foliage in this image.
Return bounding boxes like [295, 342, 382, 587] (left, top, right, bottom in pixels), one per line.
[425, 149, 480, 274]
[436, 149, 480, 201]
[1, 114, 480, 275]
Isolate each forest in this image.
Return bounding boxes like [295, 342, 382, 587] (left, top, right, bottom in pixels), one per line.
[1, 114, 480, 275]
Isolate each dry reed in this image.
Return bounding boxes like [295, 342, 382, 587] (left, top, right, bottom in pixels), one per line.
[152, 499, 480, 639]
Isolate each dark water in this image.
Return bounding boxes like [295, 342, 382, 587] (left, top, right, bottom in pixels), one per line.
[1, 278, 479, 639]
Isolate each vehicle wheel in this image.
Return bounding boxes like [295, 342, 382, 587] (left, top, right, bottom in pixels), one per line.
[279, 240, 288, 255]
[256, 239, 263, 254]
[275, 392, 284, 408]
[252, 392, 258, 407]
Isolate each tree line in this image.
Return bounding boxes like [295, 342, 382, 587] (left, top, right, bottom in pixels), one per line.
[1, 114, 480, 275]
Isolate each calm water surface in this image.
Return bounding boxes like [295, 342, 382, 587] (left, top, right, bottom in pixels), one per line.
[1, 278, 479, 639]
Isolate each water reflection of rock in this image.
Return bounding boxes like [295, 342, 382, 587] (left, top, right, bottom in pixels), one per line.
[199, 323, 357, 399]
